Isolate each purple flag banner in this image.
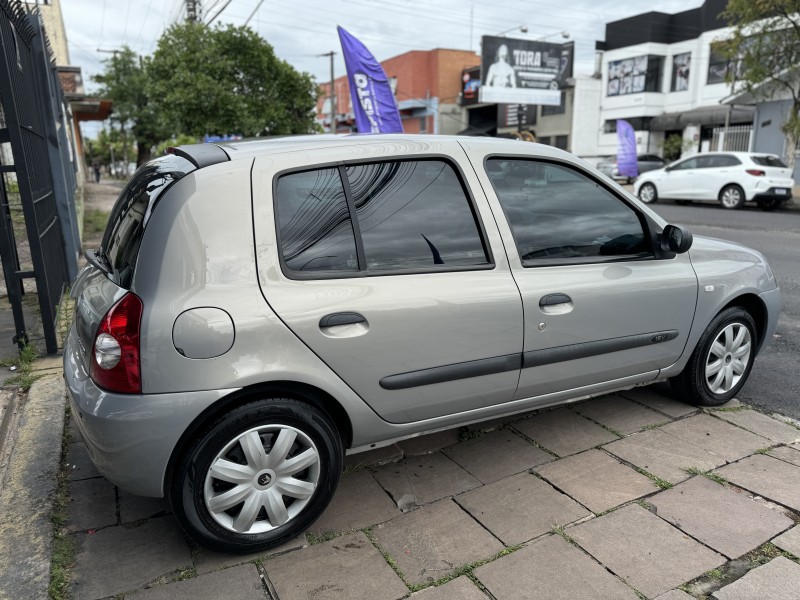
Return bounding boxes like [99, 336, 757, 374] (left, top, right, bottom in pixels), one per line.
[616, 119, 639, 178]
[337, 26, 403, 134]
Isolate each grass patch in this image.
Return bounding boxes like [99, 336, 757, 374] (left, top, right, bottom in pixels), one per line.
[1, 343, 41, 391]
[458, 426, 485, 441]
[707, 568, 725, 580]
[755, 446, 775, 455]
[746, 542, 796, 566]
[48, 405, 76, 600]
[633, 467, 673, 489]
[305, 530, 342, 545]
[83, 209, 109, 236]
[176, 567, 197, 581]
[685, 467, 729, 485]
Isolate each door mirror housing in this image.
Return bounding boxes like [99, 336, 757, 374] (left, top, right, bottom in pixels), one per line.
[661, 224, 693, 254]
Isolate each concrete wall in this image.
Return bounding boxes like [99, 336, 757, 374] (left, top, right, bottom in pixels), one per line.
[571, 78, 602, 158]
[35, 0, 70, 65]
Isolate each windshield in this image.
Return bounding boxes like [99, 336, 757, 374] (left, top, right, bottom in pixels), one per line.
[99, 153, 195, 288]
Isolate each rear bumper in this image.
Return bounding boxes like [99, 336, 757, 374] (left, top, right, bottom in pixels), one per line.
[751, 187, 793, 202]
[64, 327, 238, 497]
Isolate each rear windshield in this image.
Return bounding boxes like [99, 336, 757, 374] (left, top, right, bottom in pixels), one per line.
[751, 155, 787, 168]
[99, 154, 195, 288]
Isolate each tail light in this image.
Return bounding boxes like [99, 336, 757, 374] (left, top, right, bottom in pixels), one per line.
[91, 293, 143, 393]
[746, 169, 765, 176]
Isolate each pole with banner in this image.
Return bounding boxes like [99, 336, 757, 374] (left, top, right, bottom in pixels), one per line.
[616, 119, 639, 179]
[337, 26, 403, 134]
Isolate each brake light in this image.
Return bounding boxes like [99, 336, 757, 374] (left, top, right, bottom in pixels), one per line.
[746, 169, 765, 176]
[91, 293, 143, 393]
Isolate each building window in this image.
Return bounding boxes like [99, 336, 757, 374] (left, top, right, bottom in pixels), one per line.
[419, 116, 427, 132]
[607, 55, 664, 96]
[707, 42, 745, 85]
[671, 53, 691, 92]
[555, 135, 568, 150]
[541, 93, 566, 116]
[537, 136, 550, 145]
[603, 117, 653, 134]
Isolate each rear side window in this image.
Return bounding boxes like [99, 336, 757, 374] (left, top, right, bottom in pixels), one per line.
[751, 155, 787, 168]
[275, 159, 490, 277]
[101, 154, 194, 288]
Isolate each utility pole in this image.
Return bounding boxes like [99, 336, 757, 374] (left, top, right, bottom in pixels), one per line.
[320, 51, 337, 134]
[185, 0, 199, 23]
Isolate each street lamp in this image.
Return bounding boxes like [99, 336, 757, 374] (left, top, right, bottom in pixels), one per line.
[496, 25, 528, 37]
[534, 30, 570, 42]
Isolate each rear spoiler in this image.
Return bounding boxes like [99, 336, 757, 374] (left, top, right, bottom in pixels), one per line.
[167, 143, 230, 169]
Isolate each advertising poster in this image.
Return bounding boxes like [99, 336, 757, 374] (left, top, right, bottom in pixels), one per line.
[671, 52, 691, 91]
[608, 55, 648, 96]
[479, 36, 572, 105]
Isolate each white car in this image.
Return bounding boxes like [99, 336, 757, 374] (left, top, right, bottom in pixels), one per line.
[634, 152, 795, 210]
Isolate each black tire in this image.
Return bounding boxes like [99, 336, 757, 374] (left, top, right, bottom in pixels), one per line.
[757, 198, 782, 211]
[170, 398, 343, 553]
[719, 184, 745, 209]
[670, 307, 757, 407]
[675, 200, 692, 206]
[638, 182, 658, 204]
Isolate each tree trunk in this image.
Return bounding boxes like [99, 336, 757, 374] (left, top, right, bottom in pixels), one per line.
[136, 143, 152, 167]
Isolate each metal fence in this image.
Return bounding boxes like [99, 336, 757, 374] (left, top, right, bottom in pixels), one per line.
[710, 124, 753, 153]
[0, 0, 78, 354]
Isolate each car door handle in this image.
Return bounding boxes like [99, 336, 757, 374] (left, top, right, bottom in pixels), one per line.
[319, 312, 366, 328]
[539, 293, 572, 307]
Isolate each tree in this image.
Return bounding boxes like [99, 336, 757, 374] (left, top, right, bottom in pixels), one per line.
[721, 0, 800, 168]
[94, 48, 169, 167]
[148, 23, 318, 138]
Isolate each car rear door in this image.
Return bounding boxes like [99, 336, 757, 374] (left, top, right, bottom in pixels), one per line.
[251, 141, 523, 424]
[659, 156, 698, 198]
[468, 150, 698, 401]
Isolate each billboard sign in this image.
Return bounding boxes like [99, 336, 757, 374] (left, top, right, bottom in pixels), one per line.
[461, 66, 481, 106]
[479, 36, 572, 105]
[497, 104, 537, 128]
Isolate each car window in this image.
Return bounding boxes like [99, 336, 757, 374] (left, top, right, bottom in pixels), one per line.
[486, 158, 652, 266]
[671, 157, 697, 170]
[346, 160, 489, 271]
[720, 155, 742, 166]
[751, 155, 787, 168]
[275, 168, 359, 273]
[694, 156, 716, 169]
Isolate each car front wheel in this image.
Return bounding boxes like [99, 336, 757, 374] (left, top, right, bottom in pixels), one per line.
[719, 184, 745, 209]
[670, 306, 757, 406]
[638, 182, 657, 204]
[171, 398, 343, 553]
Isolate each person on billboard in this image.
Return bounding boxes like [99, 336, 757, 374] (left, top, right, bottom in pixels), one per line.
[485, 44, 516, 88]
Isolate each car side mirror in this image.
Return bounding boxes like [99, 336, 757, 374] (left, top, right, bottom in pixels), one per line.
[664, 165, 673, 172]
[661, 224, 693, 254]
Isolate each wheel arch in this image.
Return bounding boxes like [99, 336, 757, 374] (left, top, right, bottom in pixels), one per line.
[721, 293, 767, 351]
[164, 381, 353, 493]
[719, 182, 747, 201]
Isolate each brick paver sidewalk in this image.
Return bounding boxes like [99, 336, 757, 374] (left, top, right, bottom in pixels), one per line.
[63, 385, 800, 600]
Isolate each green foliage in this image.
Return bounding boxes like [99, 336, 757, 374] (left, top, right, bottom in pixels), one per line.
[720, 1, 800, 163]
[661, 133, 692, 162]
[148, 23, 318, 138]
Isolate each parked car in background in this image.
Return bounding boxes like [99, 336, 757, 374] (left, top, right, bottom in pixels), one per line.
[65, 135, 780, 554]
[597, 154, 665, 182]
[634, 152, 795, 210]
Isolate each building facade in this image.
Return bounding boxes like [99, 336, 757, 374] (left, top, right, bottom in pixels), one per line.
[316, 48, 479, 135]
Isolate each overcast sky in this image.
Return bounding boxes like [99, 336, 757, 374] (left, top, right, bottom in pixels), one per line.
[61, 0, 701, 138]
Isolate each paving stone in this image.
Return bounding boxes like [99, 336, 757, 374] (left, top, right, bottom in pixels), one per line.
[194, 536, 305, 575]
[397, 429, 461, 456]
[119, 492, 171, 523]
[372, 451, 481, 510]
[128, 563, 264, 599]
[573, 394, 670, 434]
[534, 449, 657, 513]
[512, 408, 619, 456]
[71, 517, 192, 599]
[371, 499, 504, 585]
[768, 445, 800, 467]
[66, 477, 117, 532]
[714, 410, 800, 444]
[309, 470, 400, 535]
[409, 576, 486, 599]
[264, 531, 407, 600]
[712, 556, 800, 600]
[773, 525, 800, 557]
[456, 472, 590, 545]
[604, 428, 717, 484]
[442, 429, 552, 484]
[345, 444, 402, 470]
[659, 414, 768, 463]
[649, 476, 794, 558]
[65, 442, 102, 481]
[463, 415, 515, 433]
[654, 591, 696, 600]
[708, 398, 744, 410]
[474, 534, 639, 600]
[716, 454, 800, 511]
[570, 504, 725, 598]
[621, 386, 697, 418]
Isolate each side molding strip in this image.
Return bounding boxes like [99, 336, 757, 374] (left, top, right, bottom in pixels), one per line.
[379, 353, 521, 390]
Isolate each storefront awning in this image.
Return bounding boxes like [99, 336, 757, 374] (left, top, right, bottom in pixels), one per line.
[649, 105, 755, 131]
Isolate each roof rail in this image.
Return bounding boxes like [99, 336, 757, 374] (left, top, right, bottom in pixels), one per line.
[167, 143, 230, 169]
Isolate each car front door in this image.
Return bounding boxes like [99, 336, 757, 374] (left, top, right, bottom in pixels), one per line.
[659, 156, 698, 198]
[471, 153, 698, 401]
[251, 142, 524, 424]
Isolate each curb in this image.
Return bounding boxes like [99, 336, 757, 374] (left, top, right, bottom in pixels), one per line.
[0, 375, 66, 599]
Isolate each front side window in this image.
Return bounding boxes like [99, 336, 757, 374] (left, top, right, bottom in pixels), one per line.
[275, 159, 489, 276]
[671, 157, 698, 171]
[487, 159, 651, 266]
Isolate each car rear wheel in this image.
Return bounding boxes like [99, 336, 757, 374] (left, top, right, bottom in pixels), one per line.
[719, 184, 745, 209]
[171, 398, 342, 553]
[670, 307, 756, 406]
[638, 182, 657, 204]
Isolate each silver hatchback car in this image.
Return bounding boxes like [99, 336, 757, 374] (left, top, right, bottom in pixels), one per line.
[65, 135, 780, 553]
